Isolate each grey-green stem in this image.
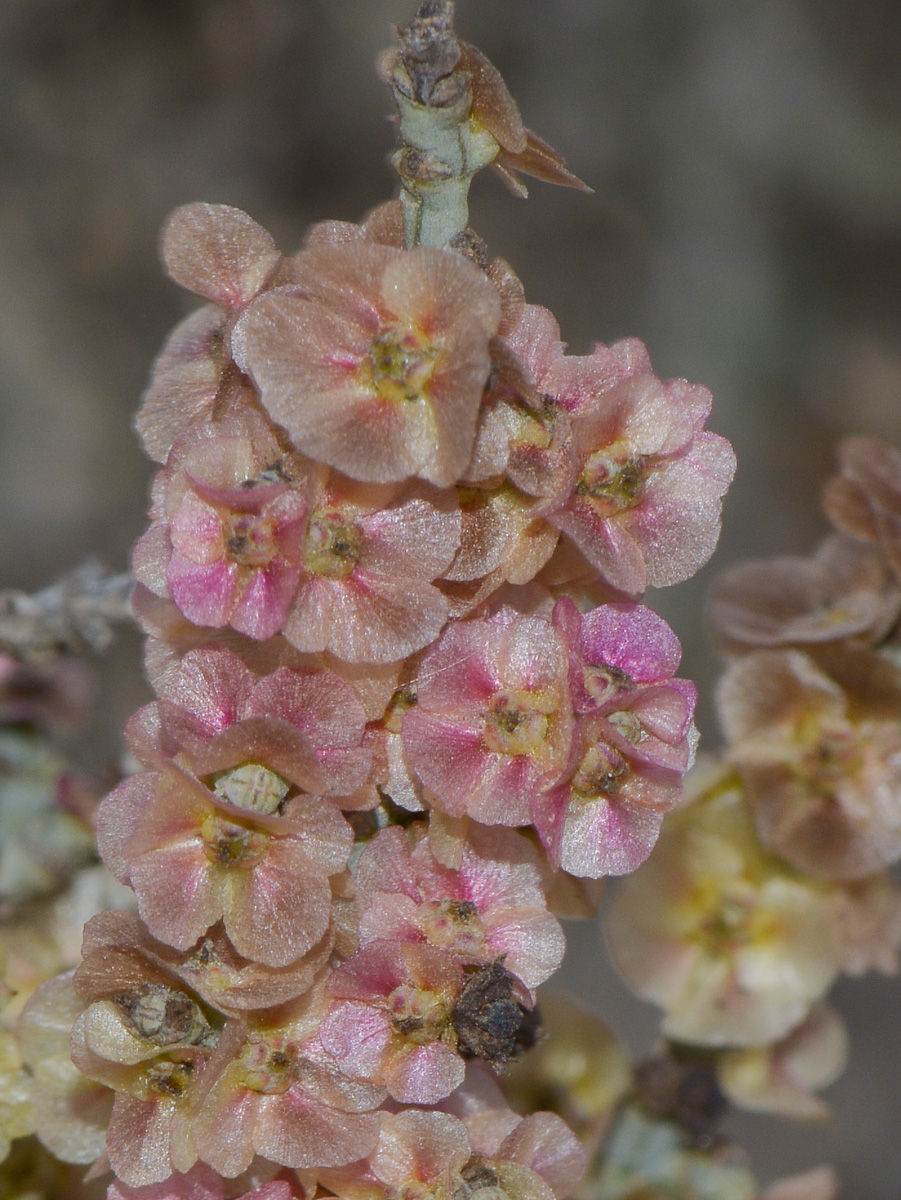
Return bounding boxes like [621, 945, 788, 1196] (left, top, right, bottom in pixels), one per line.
[389, 2, 498, 248]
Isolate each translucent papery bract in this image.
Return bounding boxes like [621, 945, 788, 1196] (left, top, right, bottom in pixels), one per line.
[823, 435, 901, 581]
[319, 939, 466, 1104]
[715, 1002, 849, 1121]
[523, 338, 736, 595]
[719, 646, 901, 879]
[126, 646, 374, 806]
[134, 409, 309, 642]
[708, 534, 901, 655]
[605, 771, 839, 1047]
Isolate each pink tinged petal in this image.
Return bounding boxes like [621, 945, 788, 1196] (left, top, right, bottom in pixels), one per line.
[222, 835, 338, 966]
[189, 717, 324, 790]
[290, 243, 394, 327]
[578, 603, 683, 681]
[133, 525, 174, 598]
[277, 793, 355, 871]
[552, 501, 648, 595]
[414, 621, 504, 712]
[627, 680, 697, 745]
[169, 492, 226, 564]
[281, 577, 334, 655]
[373, 1110, 471, 1189]
[482, 908, 565, 990]
[286, 574, 449, 664]
[538, 787, 666, 878]
[137, 306, 225, 463]
[156, 648, 256, 742]
[129, 841, 221, 951]
[358, 892, 426, 946]
[105, 1094, 196, 1188]
[254, 1090, 381, 1169]
[627, 433, 736, 587]
[106, 768, 212, 862]
[191, 1067, 260, 1178]
[357, 826, 424, 900]
[382, 247, 500, 338]
[230, 560, 300, 641]
[496, 613, 568, 693]
[499, 1113, 586, 1198]
[401, 712, 491, 818]
[248, 668, 366, 746]
[613, 376, 700, 457]
[162, 203, 281, 308]
[319, 1002, 395, 1080]
[359, 496, 462, 578]
[167, 556, 237, 629]
[506, 305, 564, 389]
[387, 1040, 466, 1105]
[466, 753, 544, 827]
[107, 1165, 224, 1200]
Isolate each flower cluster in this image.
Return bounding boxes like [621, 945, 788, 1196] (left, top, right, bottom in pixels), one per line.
[10, 9, 738, 1199]
[605, 434, 901, 1134]
[15, 122, 735, 1200]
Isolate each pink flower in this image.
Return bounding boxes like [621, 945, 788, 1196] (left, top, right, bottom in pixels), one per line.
[708, 534, 901, 654]
[319, 940, 467, 1104]
[538, 339, 735, 594]
[126, 646, 373, 809]
[402, 608, 573, 826]
[70, 1009, 209, 1186]
[719, 647, 901, 880]
[823, 435, 901, 580]
[133, 411, 308, 641]
[442, 484, 559, 618]
[356, 823, 565, 991]
[279, 468, 461, 663]
[137, 203, 287, 463]
[235, 242, 501, 486]
[190, 1004, 383, 1177]
[532, 713, 686, 878]
[96, 766, 352, 966]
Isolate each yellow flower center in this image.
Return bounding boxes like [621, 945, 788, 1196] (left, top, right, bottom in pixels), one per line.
[483, 690, 553, 757]
[224, 512, 278, 567]
[388, 984, 450, 1044]
[143, 1057, 195, 1100]
[240, 1039, 295, 1095]
[200, 813, 270, 868]
[577, 445, 645, 514]
[420, 899, 485, 955]
[572, 743, 628, 799]
[304, 508, 361, 580]
[367, 324, 438, 404]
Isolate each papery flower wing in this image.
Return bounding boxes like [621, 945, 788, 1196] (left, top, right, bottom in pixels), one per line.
[162, 203, 280, 308]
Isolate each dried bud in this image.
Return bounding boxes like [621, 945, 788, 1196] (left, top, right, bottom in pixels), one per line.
[452, 960, 529, 1064]
[398, 3, 461, 105]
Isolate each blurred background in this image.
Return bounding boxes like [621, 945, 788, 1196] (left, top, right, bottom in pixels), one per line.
[1, 0, 900, 1194]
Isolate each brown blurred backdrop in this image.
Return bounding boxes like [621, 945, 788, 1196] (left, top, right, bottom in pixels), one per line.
[2, 2, 901, 1194]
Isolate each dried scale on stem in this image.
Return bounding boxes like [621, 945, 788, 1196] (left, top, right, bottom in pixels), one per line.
[385, 1, 590, 248]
